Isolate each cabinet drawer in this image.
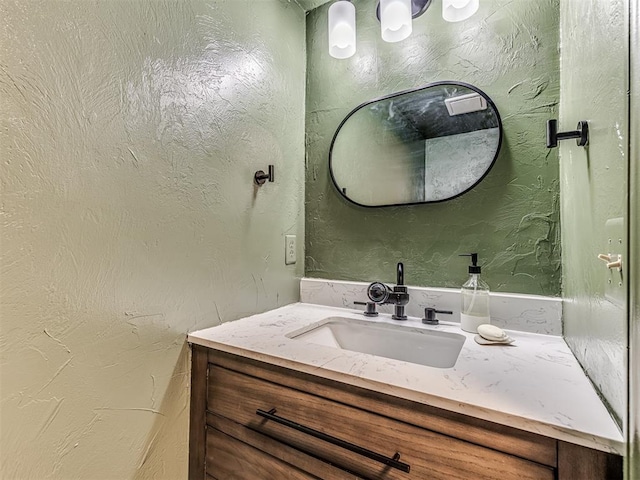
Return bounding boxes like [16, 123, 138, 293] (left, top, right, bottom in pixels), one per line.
[206, 427, 318, 480]
[207, 365, 554, 480]
[208, 348, 556, 467]
[208, 412, 365, 479]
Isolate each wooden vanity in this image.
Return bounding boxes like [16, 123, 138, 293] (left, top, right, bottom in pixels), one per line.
[189, 345, 622, 480]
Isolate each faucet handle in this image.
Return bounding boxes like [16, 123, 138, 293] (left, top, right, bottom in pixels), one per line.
[422, 307, 453, 325]
[367, 282, 392, 304]
[354, 301, 379, 317]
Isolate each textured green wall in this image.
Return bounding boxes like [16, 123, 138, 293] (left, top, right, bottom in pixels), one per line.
[560, 0, 629, 428]
[629, 0, 639, 471]
[305, 0, 561, 296]
[0, 1, 305, 478]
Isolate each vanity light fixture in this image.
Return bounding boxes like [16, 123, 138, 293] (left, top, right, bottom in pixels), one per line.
[329, 0, 480, 58]
[442, 0, 479, 22]
[328, 0, 357, 59]
[379, 0, 413, 43]
[375, 0, 433, 42]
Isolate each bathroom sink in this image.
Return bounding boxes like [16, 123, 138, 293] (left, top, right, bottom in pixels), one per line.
[287, 317, 465, 368]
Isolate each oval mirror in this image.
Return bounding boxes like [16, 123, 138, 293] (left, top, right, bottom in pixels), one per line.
[329, 82, 502, 207]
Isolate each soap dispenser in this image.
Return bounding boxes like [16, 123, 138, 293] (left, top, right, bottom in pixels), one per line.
[459, 253, 491, 333]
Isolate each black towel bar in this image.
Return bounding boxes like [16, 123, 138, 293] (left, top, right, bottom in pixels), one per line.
[256, 407, 411, 473]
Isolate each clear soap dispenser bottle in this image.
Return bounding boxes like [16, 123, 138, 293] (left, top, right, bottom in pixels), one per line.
[459, 253, 491, 333]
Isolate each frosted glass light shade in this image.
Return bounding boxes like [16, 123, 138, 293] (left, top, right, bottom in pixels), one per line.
[442, 0, 479, 22]
[328, 1, 356, 59]
[380, 0, 412, 43]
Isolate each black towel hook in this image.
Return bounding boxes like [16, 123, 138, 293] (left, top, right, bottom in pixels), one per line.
[254, 165, 274, 186]
[546, 119, 589, 148]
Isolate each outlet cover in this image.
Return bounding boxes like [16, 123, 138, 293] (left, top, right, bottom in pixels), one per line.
[604, 218, 625, 307]
[285, 235, 296, 265]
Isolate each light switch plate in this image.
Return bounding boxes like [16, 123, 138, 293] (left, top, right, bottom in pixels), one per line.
[285, 235, 296, 265]
[604, 218, 625, 307]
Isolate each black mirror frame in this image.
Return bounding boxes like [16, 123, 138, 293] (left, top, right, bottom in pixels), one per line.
[328, 81, 503, 208]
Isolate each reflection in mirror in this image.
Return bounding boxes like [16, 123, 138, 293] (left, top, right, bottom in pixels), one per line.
[329, 82, 502, 207]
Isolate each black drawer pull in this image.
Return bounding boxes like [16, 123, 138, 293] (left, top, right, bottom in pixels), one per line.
[256, 408, 411, 473]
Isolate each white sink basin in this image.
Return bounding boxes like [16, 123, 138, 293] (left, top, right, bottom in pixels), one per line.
[287, 316, 465, 368]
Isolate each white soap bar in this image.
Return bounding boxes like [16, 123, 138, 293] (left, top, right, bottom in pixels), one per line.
[477, 324, 508, 342]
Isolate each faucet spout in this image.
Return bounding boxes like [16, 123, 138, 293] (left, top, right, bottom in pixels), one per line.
[392, 262, 408, 320]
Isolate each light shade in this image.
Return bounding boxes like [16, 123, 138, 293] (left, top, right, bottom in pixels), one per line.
[442, 0, 479, 22]
[380, 0, 412, 43]
[328, 1, 356, 59]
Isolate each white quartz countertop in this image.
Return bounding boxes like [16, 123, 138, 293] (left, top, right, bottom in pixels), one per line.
[188, 303, 624, 455]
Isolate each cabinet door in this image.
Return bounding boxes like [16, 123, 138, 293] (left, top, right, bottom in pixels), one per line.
[206, 427, 319, 480]
[558, 442, 623, 480]
[209, 413, 365, 480]
[207, 365, 554, 480]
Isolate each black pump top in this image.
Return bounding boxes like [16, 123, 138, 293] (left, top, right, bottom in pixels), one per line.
[459, 253, 481, 274]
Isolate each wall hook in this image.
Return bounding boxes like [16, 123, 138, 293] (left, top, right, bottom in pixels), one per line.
[546, 119, 589, 148]
[254, 165, 274, 186]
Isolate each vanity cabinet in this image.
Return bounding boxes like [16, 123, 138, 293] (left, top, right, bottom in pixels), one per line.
[189, 345, 622, 480]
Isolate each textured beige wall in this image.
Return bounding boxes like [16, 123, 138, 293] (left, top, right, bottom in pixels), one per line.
[559, 0, 628, 427]
[0, 1, 305, 478]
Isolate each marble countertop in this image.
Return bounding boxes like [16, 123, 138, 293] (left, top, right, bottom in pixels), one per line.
[188, 303, 624, 455]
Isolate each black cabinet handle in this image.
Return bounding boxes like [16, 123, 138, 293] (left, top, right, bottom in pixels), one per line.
[256, 408, 410, 473]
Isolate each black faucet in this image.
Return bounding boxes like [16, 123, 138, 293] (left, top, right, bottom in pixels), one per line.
[367, 262, 410, 320]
